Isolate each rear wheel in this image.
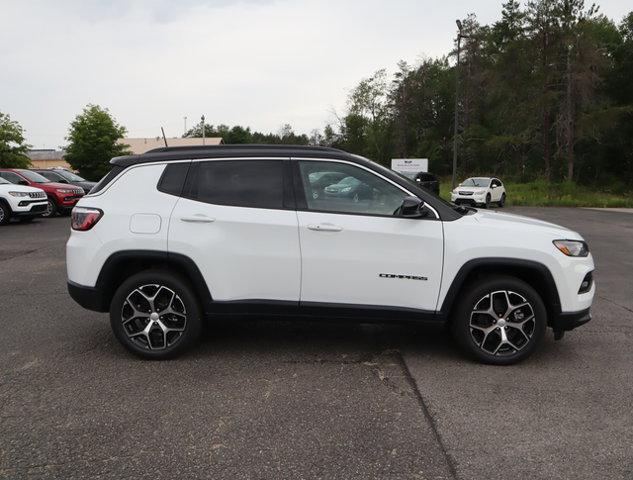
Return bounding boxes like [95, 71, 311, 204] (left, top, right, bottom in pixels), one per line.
[109, 270, 203, 359]
[0, 202, 10, 225]
[42, 198, 57, 218]
[451, 276, 547, 365]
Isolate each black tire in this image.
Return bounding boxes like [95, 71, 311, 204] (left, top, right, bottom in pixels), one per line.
[483, 193, 491, 209]
[451, 275, 547, 365]
[41, 198, 58, 218]
[109, 270, 203, 360]
[498, 193, 506, 207]
[0, 202, 10, 226]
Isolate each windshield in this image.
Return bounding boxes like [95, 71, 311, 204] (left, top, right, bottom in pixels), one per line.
[56, 170, 85, 182]
[17, 169, 50, 183]
[461, 177, 490, 187]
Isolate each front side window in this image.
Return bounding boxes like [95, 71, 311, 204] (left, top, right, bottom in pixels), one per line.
[298, 161, 409, 216]
[188, 160, 283, 209]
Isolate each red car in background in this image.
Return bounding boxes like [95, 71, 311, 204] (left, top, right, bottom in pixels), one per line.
[0, 169, 84, 217]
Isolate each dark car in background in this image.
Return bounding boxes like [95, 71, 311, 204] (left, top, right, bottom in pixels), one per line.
[413, 172, 440, 195]
[324, 176, 373, 202]
[33, 168, 96, 195]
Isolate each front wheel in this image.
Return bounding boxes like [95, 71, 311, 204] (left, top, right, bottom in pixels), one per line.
[451, 276, 547, 365]
[0, 202, 10, 226]
[109, 270, 203, 359]
[498, 193, 506, 207]
[482, 193, 491, 209]
[41, 198, 57, 218]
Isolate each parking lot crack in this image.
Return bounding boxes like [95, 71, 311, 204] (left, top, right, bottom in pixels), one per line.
[394, 351, 461, 480]
[598, 295, 633, 314]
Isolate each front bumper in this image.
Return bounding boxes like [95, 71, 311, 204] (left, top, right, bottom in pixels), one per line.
[11, 200, 48, 216]
[452, 195, 487, 205]
[550, 308, 591, 332]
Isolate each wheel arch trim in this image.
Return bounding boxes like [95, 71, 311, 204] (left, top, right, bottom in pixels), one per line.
[439, 257, 561, 320]
[94, 250, 213, 313]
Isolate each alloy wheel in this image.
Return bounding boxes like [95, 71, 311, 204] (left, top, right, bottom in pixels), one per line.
[121, 284, 187, 351]
[0, 207, 5, 223]
[43, 200, 53, 217]
[469, 290, 536, 356]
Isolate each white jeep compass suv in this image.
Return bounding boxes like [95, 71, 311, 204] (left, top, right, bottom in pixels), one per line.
[0, 176, 48, 225]
[66, 146, 594, 364]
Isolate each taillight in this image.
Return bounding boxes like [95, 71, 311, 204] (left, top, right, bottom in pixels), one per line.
[71, 207, 103, 231]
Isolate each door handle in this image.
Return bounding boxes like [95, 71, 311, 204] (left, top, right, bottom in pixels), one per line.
[307, 223, 343, 232]
[180, 215, 215, 223]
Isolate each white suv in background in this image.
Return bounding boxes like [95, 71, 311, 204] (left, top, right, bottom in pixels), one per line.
[66, 146, 594, 364]
[451, 177, 506, 208]
[0, 177, 48, 225]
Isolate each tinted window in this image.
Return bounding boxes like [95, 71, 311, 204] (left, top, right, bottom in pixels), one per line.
[0, 171, 25, 184]
[189, 160, 283, 209]
[157, 162, 190, 196]
[38, 171, 65, 182]
[298, 161, 408, 216]
[91, 166, 124, 194]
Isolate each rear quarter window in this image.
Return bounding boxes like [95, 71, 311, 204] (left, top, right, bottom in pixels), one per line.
[157, 162, 191, 196]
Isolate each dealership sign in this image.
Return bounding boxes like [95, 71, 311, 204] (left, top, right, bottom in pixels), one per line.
[391, 158, 428, 175]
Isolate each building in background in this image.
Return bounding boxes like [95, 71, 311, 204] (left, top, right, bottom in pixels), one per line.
[119, 137, 223, 155]
[26, 149, 69, 169]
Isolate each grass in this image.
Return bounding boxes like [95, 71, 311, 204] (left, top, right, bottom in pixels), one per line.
[439, 179, 633, 208]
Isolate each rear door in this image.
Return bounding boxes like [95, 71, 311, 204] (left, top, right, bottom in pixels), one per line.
[168, 158, 301, 303]
[293, 159, 444, 312]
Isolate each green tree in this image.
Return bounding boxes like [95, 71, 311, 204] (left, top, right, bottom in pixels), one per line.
[0, 112, 31, 168]
[65, 105, 129, 180]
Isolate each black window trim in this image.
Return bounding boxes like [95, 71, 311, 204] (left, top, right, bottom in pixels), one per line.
[181, 157, 294, 211]
[291, 157, 440, 220]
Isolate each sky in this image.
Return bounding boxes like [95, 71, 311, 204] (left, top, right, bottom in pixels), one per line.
[1, 0, 631, 149]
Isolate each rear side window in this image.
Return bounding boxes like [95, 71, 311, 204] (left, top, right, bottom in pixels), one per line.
[187, 160, 283, 209]
[90, 166, 124, 194]
[157, 162, 190, 196]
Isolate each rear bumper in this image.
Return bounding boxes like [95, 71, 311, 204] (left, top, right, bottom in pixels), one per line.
[551, 308, 591, 332]
[68, 281, 108, 312]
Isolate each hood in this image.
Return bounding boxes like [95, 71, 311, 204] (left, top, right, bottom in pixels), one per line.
[0, 184, 45, 194]
[45, 182, 83, 190]
[472, 210, 581, 239]
[457, 186, 487, 192]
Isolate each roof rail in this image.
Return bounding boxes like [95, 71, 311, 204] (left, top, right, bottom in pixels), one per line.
[144, 144, 343, 155]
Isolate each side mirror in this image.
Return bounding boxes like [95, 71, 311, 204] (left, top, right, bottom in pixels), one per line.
[399, 196, 427, 218]
[491, 184, 497, 189]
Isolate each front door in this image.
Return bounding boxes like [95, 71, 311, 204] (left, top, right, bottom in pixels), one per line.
[294, 159, 444, 312]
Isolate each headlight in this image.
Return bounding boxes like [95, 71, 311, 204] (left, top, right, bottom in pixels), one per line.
[57, 189, 74, 194]
[8, 191, 29, 197]
[553, 240, 589, 257]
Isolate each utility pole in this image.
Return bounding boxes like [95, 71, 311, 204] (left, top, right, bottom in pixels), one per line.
[452, 19, 469, 190]
[201, 115, 205, 145]
[183, 116, 187, 136]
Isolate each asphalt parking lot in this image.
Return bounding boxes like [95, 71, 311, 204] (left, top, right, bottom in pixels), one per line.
[1, 207, 632, 480]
